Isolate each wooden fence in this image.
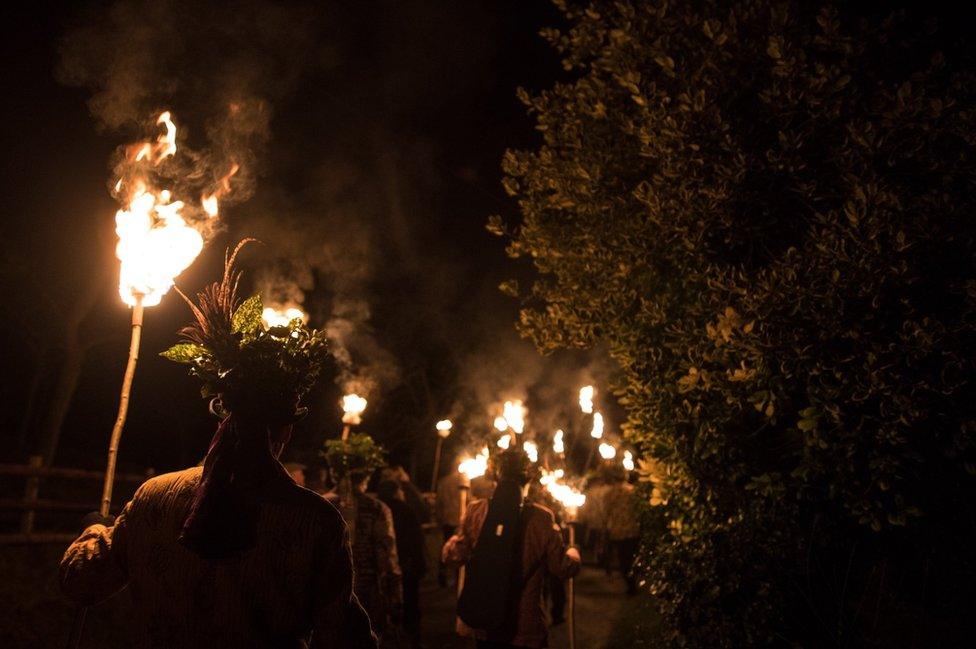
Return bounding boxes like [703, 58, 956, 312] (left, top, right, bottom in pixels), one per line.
[0, 455, 153, 544]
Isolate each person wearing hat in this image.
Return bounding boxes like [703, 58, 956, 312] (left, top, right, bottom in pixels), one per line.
[443, 447, 581, 649]
[59, 244, 376, 648]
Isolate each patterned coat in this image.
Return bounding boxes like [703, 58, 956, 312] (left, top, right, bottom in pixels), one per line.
[60, 467, 376, 649]
[324, 490, 403, 633]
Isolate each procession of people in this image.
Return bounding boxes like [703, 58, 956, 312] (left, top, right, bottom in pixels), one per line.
[56, 252, 637, 649]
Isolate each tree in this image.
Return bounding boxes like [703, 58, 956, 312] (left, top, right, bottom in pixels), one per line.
[497, 1, 976, 645]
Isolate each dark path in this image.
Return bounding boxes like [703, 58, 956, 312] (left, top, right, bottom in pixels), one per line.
[420, 563, 638, 649]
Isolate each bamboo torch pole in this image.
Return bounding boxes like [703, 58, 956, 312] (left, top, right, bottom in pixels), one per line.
[456, 481, 470, 597]
[69, 295, 144, 649]
[100, 295, 144, 516]
[567, 521, 578, 649]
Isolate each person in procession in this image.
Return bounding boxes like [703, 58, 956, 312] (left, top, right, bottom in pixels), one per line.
[59, 244, 377, 648]
[377, 479, 428, 649]
[323, 434, 404, 647]
[434, 457, 464, 586]
[602, 466, 641, 595]
[443, 447, 581, 649]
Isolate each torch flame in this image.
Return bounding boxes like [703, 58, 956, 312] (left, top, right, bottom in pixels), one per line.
[523, 440, 539, 463]
[623, 449, 635, 471]
[496, 435, 511, 450]
[112, 111, 231, 307]
[262, 306, 307, 329]
[539, 468, 586, 516]
[598, 442, 617, 460]
[590, 412, 605, 439]
[436, 419, 453, 438]
[553, 429, 565, 454]
[341, 393, 368, 425]
[498, 400, 526, 434]
[579, 385, 594, 414]
[458, 445, 489, 480]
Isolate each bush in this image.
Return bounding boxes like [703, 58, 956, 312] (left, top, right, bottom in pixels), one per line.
[498, 1, 976, 645]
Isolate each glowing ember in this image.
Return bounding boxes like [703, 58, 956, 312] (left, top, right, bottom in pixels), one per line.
[341, 393, 368, 425]
[579, 385, 595, 414]
[112, 111, 226, 307]
[590, 412, 605, 439]
[262, 306, 307, 328]
[523, 440, 539, 463]
[436, 419, 453, 438]
[599, 442, 617, 460]
[623, 450, 635, 471]
[497, 435, 511, 450]
[458, 446, 489, 480]
[553, 429, 565, 454]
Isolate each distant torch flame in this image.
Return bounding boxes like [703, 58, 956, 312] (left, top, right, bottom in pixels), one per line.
[262, 306, 307, 329]
[496, 435, 511, 450]
[599, 442, 617, 460]
[540, 469, 586, 516]
[436, 419, 453, 438]
[590, 412, 605, 439]
[523, 440, 538, 463]
[496, 400, 526, 434]
[458, 446, 489, 480]
[113, 111, 232, 307]
[553, 429, 565, 454]
[341, 393, 368, 425]
[579, 385, 594, 414]
[623, 450, 635, 471]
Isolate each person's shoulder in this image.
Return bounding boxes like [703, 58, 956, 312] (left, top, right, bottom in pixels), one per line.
[134, 467, 202, 499]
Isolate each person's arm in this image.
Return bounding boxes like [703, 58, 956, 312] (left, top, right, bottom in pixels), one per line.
[310, 524, 378, 649]
[441, 499, 485, 565]
[543, 512, 582, 580]
[59, 500, 133, 605]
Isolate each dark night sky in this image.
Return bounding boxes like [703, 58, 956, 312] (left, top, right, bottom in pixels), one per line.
[0, 1, 617, 480]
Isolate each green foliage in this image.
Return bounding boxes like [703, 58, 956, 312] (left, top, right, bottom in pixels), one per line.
[161, 242, 329, 417]
[321, 433, 387, 479]
[501, 1, 976, 646]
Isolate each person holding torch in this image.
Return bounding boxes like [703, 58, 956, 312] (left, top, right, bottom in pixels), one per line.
[443, 447, 581, 649]
[59, 244, 376, 648]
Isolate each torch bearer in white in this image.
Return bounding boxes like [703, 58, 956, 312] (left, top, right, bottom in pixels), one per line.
[430, 419, 453, 492]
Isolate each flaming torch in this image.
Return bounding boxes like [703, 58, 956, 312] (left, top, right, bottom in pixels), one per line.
[553, 429, 565, 455]
[430, 419, 453, 492]
[539, 468, 586, 649]
[73, 111, 226, 649]
[340, 393, 368, 440]
[101, 111, 219, 518]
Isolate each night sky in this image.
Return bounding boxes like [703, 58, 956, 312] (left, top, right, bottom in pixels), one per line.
[0, 1, 618, 481]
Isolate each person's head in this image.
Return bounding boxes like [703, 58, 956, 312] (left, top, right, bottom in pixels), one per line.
[377, 479, 405, 502]
[489, 448, 534, 486]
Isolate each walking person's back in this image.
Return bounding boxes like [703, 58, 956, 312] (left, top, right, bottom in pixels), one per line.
[59, 250, 375, 648]
[62, 465, 372, 648]
[443, 448, 581, 649]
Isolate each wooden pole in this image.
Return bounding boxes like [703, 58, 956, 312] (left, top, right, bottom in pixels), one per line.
[19, 455, 42, 534]
[430, 436, 444, 493]
[456, 483, 470, 597]
[568, 522, 577, 649]
[100, 297, 144, 517]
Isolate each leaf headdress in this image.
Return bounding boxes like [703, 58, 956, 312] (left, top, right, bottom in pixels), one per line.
[162, 239, 329, 420]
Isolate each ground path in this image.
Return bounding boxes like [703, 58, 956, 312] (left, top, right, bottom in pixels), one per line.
[420, 564, 640, 649]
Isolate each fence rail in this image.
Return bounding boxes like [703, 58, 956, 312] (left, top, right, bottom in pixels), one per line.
[0, 455, 153, 544]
